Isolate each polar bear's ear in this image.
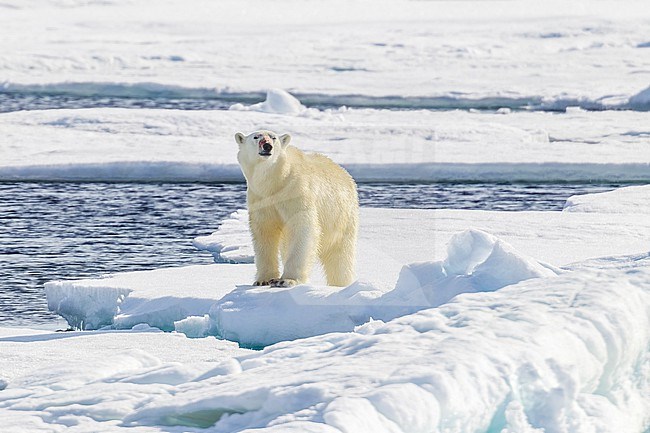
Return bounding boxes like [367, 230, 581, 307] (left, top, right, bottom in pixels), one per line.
[235, 132, 246, 146]
[279, 133, 291, 148]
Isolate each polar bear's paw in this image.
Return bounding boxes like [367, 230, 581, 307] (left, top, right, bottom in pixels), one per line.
[270, 278, 298, 288]
[253, 279, 274, 286]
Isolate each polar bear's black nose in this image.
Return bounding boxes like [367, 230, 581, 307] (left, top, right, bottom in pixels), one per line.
[262, 142, 273, 152]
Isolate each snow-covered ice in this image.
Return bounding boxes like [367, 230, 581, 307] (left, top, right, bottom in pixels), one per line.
[123, 258, 650, 433]
[1, 0, 650, 111]
[1, 0, 650, 184]
[45, 264, 254, 331]
[0, 327, 248, 388]
[3, 185, 637, 432]
[1, 102, 649, 182]
[194, 210, 254, 264]
[564, 184, 650, 214]
[2, 249, 649, 432]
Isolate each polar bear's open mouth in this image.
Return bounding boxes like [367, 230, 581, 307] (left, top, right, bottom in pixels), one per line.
[258, 151, 272, 157]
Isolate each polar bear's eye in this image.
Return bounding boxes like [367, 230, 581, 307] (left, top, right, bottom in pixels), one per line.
[253, 135, 260, 140]
[269, 135, 276, 140]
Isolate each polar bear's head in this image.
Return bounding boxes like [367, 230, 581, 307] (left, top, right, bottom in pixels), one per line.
[235, 130, 292, 167]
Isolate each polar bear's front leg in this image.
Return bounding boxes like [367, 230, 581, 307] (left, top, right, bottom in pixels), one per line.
[250, 216, 281, 286]
[276, 214, 318, 287]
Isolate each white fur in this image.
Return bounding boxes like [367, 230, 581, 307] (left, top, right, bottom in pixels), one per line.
[235, 130, 358, 287]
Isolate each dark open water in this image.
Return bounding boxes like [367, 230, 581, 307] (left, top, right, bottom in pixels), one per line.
[0, 181, 620, 328]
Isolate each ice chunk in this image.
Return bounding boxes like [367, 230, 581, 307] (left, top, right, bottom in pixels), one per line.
[45, 282, 132, 330]
[628, 85, 650, 110]
[229, 89, 306, 115]
[173, 315, 211, 338]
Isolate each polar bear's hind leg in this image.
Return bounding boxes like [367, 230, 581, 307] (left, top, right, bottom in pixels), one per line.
[321, 235, 356, 287]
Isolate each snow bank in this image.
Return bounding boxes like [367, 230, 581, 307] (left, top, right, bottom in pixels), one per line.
[209, 228, 559, 347]
[5, 254, 649, 432]
[564, 184, 650, 213]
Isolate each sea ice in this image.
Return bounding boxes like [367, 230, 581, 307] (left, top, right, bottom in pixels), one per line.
[1, 0, 649, 110]
[2, 0, 649, 430]
[4, 253, 648, 432]
[1, 102, 650, 183]
[45, 264, 254, 331]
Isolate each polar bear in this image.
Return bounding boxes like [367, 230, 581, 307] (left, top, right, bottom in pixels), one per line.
[235, 130, 358, 287]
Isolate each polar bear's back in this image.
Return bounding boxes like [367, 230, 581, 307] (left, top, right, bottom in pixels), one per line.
[286, 146, 357, 197]
[286, 146, 358, 236]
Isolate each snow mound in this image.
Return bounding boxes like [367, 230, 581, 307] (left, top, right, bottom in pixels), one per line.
[193, 209, 253, 263]
[563, 185, 650, 213]
[230, 89, 306, 115]
[206, 228, 559, 347]
[628, 85, 650, 111]
[388, 229, 560, 306]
